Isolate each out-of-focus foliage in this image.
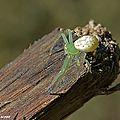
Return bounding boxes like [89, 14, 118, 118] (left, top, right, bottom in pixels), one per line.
[0, 0, 119, 120]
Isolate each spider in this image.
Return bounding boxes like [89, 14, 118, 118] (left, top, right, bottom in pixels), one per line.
[49, 29, 99, 94]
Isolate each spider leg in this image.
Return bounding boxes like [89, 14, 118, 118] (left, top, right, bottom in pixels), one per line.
[73, 53, 83, 78]
[84, 58, 91, 73]
[74, 55, 81, 78]
[61, 33, 69, 44]
[49, 31, 69, 56]
[49, 55, 73, 94]
[68, 29, 74, 44]
[80, 52, 91, 73]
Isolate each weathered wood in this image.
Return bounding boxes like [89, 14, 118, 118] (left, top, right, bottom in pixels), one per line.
[0, 21, 120, 120]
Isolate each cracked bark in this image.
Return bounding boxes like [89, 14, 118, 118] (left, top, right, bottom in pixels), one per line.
[0, 21, 120, 120]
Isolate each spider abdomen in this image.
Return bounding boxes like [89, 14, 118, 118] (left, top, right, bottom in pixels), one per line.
[74, 35, 99, 52]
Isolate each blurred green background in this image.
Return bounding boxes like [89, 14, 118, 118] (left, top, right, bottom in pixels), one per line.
[0, 0, 119, 120]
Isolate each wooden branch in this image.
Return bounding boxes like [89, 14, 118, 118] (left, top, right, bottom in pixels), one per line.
[0, 21, 119, 120]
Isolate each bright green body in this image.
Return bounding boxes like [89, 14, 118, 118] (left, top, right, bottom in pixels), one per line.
[54, 30, 81, 83]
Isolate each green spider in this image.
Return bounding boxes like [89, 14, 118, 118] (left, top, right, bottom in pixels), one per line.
[49, 29, 99, 94]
